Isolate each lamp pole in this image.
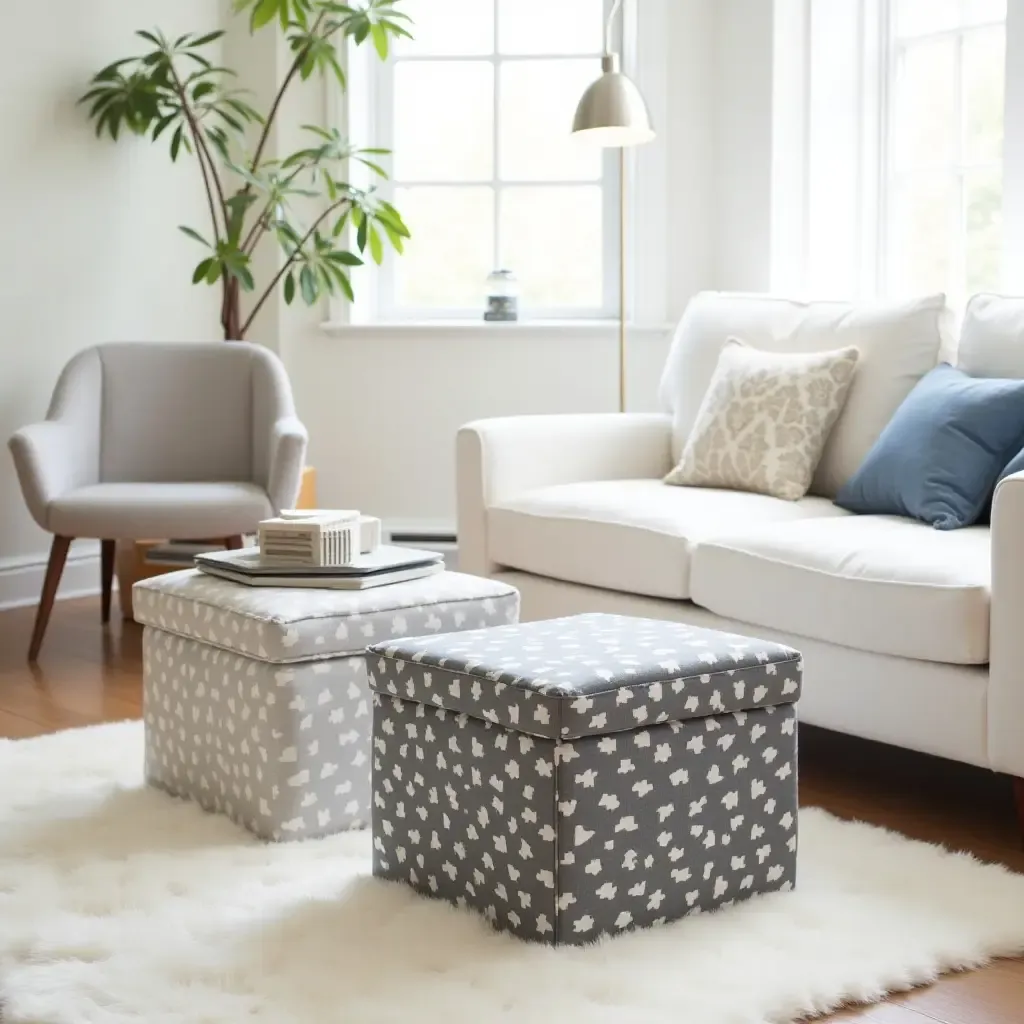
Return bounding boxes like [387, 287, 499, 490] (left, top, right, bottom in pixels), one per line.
[572, 1, 655, 414]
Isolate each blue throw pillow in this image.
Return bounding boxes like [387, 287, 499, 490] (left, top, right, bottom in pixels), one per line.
[835, 363, 1024, 529]
[998, 446, 1024, 485]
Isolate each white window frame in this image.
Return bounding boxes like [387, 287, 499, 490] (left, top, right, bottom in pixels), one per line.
[880, 1, 1006, 306]
[347, 0, 622, 324]
[771, 0, 1010, 307]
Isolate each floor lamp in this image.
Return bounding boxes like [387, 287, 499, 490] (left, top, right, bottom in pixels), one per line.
[572, 0, 655, 413]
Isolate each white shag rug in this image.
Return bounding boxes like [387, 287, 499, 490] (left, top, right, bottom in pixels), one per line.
[2, 723, 1024, 1024]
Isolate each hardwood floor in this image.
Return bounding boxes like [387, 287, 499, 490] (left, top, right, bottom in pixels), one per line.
[1, 597, 1023, 1022]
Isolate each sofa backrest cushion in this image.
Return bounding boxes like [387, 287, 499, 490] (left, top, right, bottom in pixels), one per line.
[957, 294, 1024, 378]
[658, 292, 950, 498]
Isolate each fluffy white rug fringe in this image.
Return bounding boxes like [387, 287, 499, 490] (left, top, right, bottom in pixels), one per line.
[1, 721, 1023, 1024]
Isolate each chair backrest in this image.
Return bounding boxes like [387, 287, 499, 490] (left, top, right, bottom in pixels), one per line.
[658, 292, 950, 498]
[94, 341, 282, 484]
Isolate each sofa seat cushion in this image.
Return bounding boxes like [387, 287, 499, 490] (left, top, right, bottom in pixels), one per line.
[690, 515, 990, 664]
[487, 479, 850, 600]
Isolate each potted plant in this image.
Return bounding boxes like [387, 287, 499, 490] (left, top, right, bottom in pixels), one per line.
[82, 0, 410, 605]
[80, 0, 411, 341]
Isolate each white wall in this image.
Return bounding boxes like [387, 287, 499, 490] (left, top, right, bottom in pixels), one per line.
[289, 325, 673, 529]
[0, 0, 223, 604]
[713, 0, 777, 293]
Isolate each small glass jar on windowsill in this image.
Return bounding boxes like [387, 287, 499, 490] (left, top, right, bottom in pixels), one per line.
[484, 269, 520, 322]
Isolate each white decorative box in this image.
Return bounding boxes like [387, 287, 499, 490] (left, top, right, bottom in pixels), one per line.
[258, 510, 382, 567]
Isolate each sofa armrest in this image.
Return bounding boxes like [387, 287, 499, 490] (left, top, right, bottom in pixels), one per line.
[266, 414, 309, 514]
[456, 413, 673, 575]
[989, 468, 1024, 777]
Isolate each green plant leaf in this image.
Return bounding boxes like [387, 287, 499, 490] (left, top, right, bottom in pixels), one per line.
[179, 225, 211, 247]
[182, 52, 214, 69]
[284, 271, 296, 304]
[370, 23, 389, 59]
[299, 265, 317, 305]
[205, 126, 232, 161]
[380, 221, 405, 253]
[318, 266, 336, 296]
[170, 124, 184, 161]
[191, 30, 226, 47]
[355, 156, 387, 178]
[378, 201, 411, 237]
[368, 224, 384, 265]
[332, 207, 350, 237]
[327, 250, 363, 266]
[192, 258, 214, 283]
[235, 264, 256, 290]
[335, 267, 355, 302]
[151, 113, 178, 141]
[354, 208, 368, 252]
[251, 0, 280, 30]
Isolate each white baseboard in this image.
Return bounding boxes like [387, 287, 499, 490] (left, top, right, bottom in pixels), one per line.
[0, 540, 108, 611]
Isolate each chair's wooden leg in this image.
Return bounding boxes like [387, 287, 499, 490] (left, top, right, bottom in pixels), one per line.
[28, 535, 72, 661]
[224, 535, 244, 550]
[101, 540, 115, 624]
[1014, 777, 1024, 847]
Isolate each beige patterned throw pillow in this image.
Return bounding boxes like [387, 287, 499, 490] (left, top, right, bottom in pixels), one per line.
[665, 339, 860, 501]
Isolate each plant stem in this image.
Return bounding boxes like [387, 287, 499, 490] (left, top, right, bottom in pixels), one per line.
[248, 12, 326, 176]
[240, 161, 319, 258]
[239, 197, 353, 338]
[168, 59, 237, 336]
[169, 64, 230, 233]
[241, 201, 274, 257]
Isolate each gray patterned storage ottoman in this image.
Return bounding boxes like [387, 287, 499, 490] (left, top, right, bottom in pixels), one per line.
[134, 569, 519, 841]
[368, 613, 801, 945]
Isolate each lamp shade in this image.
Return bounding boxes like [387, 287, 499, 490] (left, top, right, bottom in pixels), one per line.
[572, 53, 655, 148]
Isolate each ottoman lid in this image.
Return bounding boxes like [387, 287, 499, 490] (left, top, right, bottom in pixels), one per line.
[368, 613, 801, 740]
[133, 569, 519, 664]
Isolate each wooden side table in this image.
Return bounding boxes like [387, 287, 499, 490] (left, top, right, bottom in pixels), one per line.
[116, 467, 318, 621]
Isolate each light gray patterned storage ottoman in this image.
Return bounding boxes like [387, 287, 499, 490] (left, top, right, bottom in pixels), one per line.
[133, 569, 519, 841]
[368, 613, 801, 945]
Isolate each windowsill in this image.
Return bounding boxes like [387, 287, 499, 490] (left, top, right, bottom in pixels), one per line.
[320, 319, 674, 338]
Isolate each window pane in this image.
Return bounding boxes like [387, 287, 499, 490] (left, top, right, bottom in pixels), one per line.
[889, 175, 956, 297]
[896, 0, 1004, 36]
[396, 0, 494, 56]
[500, 59, 603, 181]
[963, 0, 1007, 26]
[394, 63, 493, 181]
[893, 38, 957, 172]
[395, 187, 494, 309]
[965, 166, 1003, 295]
[498, 0, 604, 55]
[500, 186, 604, 309]
[895, 0, 960, 38]
[963, 28, 1006, 164]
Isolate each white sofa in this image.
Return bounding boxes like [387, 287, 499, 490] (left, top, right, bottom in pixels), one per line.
[456, 292, 1024, 810]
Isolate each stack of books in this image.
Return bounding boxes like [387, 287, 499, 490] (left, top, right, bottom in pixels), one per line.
[196, 510, 444, 591]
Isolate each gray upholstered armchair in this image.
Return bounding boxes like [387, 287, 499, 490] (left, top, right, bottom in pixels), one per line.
[9, 341, 308, 660]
